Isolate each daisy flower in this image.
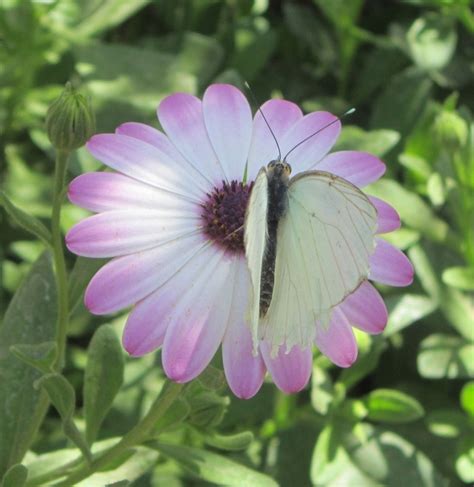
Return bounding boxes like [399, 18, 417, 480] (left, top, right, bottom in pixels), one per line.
[66, 84, 413, 399]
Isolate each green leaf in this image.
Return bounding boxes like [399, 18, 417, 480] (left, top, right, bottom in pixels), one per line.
[84, 325, 124, 445]
[152, 442, 278, 487]
[1, 464, 28, 487]
[338, 337, 386, 390]
[78, 446, 157, 487]
[334, 126, 400, 157]
[417, 334, 474, 379]
[455, 434, 474, 483]
[384, 294, 437, 336]
[203, 431, 254, 452]
[311, 422, 360, 486]
[36, 374, 91, 462]
[75, 35, 223, 130]
[0, 191, 52, 246]
[73, 0, 151, 37]
[9, 341, 57, 374]
[455, 435, 474, 483]
[371, 67, 432, 137]
[363, 389, 424, 423]
[408, 245, 473, 339]
[344, 423, 446, 486]
[368, 180, 449, 244]
[425, 409, 467, 438]
[0, 253, 57, 478]
[460, 382, 474, 417]
[311, 364, 335, 415]
[407, 13, 457, 71]
[442, 266, 474, 291]
[426, 172, 446, 206]
[231, 17, 277, 80]
[68, 257, 107, 313]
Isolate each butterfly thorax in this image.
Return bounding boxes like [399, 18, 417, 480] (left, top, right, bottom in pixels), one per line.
[260, 160, 291, 317]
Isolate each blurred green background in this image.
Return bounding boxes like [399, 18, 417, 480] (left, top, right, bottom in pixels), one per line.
[1, 1, 473, 486]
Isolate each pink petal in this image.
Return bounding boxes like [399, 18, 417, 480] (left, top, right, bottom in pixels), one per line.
[122, 244, 219, 357]
[158, 93, 224, 185]
[65, 210, 200, 258]
[68, 172, 195, 213]
[85, 233, 206, 314]
[247, 99, 303, 180]
[87, 134, 199, 201]
[162, 251, 237, 382]
[369, 238, 414, 286]
[203, 84, 253, 181]
[315, 308, 358, 367]
[123, 292, 168, 355]
[280, 111, 341, 173]
[369, 196, 401, 234]
[316, 151, 386, 187]
[261, 342, 312, 394]
[338, 281, 387, 334]
[222, 260, 266, 399]
[116, 122, 211, 196]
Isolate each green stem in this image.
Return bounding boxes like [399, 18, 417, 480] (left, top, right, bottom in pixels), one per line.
[53, 381, 184, 486]
[51, 150, 70, 370]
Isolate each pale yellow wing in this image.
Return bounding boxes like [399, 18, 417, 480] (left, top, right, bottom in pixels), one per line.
[260, 171, 377, 356]
[243, 167, 268, 352]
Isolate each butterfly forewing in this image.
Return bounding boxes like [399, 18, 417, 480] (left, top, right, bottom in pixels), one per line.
[244, 167, 269, 352]
[259, 171, 378, 355]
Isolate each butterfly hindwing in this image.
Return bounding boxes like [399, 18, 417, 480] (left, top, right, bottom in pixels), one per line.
[259, 170, 378, 355]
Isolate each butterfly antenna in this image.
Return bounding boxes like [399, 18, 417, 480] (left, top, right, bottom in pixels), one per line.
[244, 81, 282, 161]
[283, 107, 356, 162]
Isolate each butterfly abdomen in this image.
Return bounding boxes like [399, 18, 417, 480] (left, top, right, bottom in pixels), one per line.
[259, 167, 289, 317]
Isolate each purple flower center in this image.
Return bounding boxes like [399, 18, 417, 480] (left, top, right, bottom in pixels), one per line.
[201, 180, 253, 254]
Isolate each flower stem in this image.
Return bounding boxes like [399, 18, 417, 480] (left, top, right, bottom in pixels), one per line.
[52, 381, 184, 486]
[51, 149, 70, 370]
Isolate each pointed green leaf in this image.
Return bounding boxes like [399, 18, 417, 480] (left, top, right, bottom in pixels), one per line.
[203, 431, 254, 452]
[371, 67, 432, 137]
[84, 325, 124, 445]
[0, 253, 57, 478]
[36, 374, 91, 462]
[369, 180, 449, 244]
[426, 409, 467, 438]
[9, 342, 57, 374]
[384, 294, 437, 336]
[152, 442, 278, 487]
[1, 464, 28, 487]
[334, 127, 400, 157]
[363, 389, 424, 423]
[418, 334, 474, 379]
[442, 266, 474, 291]
[344, 423, 446, 486]
[0, 192, 52, 246]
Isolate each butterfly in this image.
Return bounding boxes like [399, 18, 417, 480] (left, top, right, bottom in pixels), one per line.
[243, 110, 378, 357]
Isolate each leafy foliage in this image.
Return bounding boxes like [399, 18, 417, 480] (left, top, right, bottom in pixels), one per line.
[1, 0, 473, 485]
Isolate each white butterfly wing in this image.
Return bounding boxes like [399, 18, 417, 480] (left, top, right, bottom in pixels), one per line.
[260, 171, 378, 355]
[243, 167, 268, 352]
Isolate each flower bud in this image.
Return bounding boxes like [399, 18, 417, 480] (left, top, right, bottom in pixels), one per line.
[46, 82, 95, 151]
